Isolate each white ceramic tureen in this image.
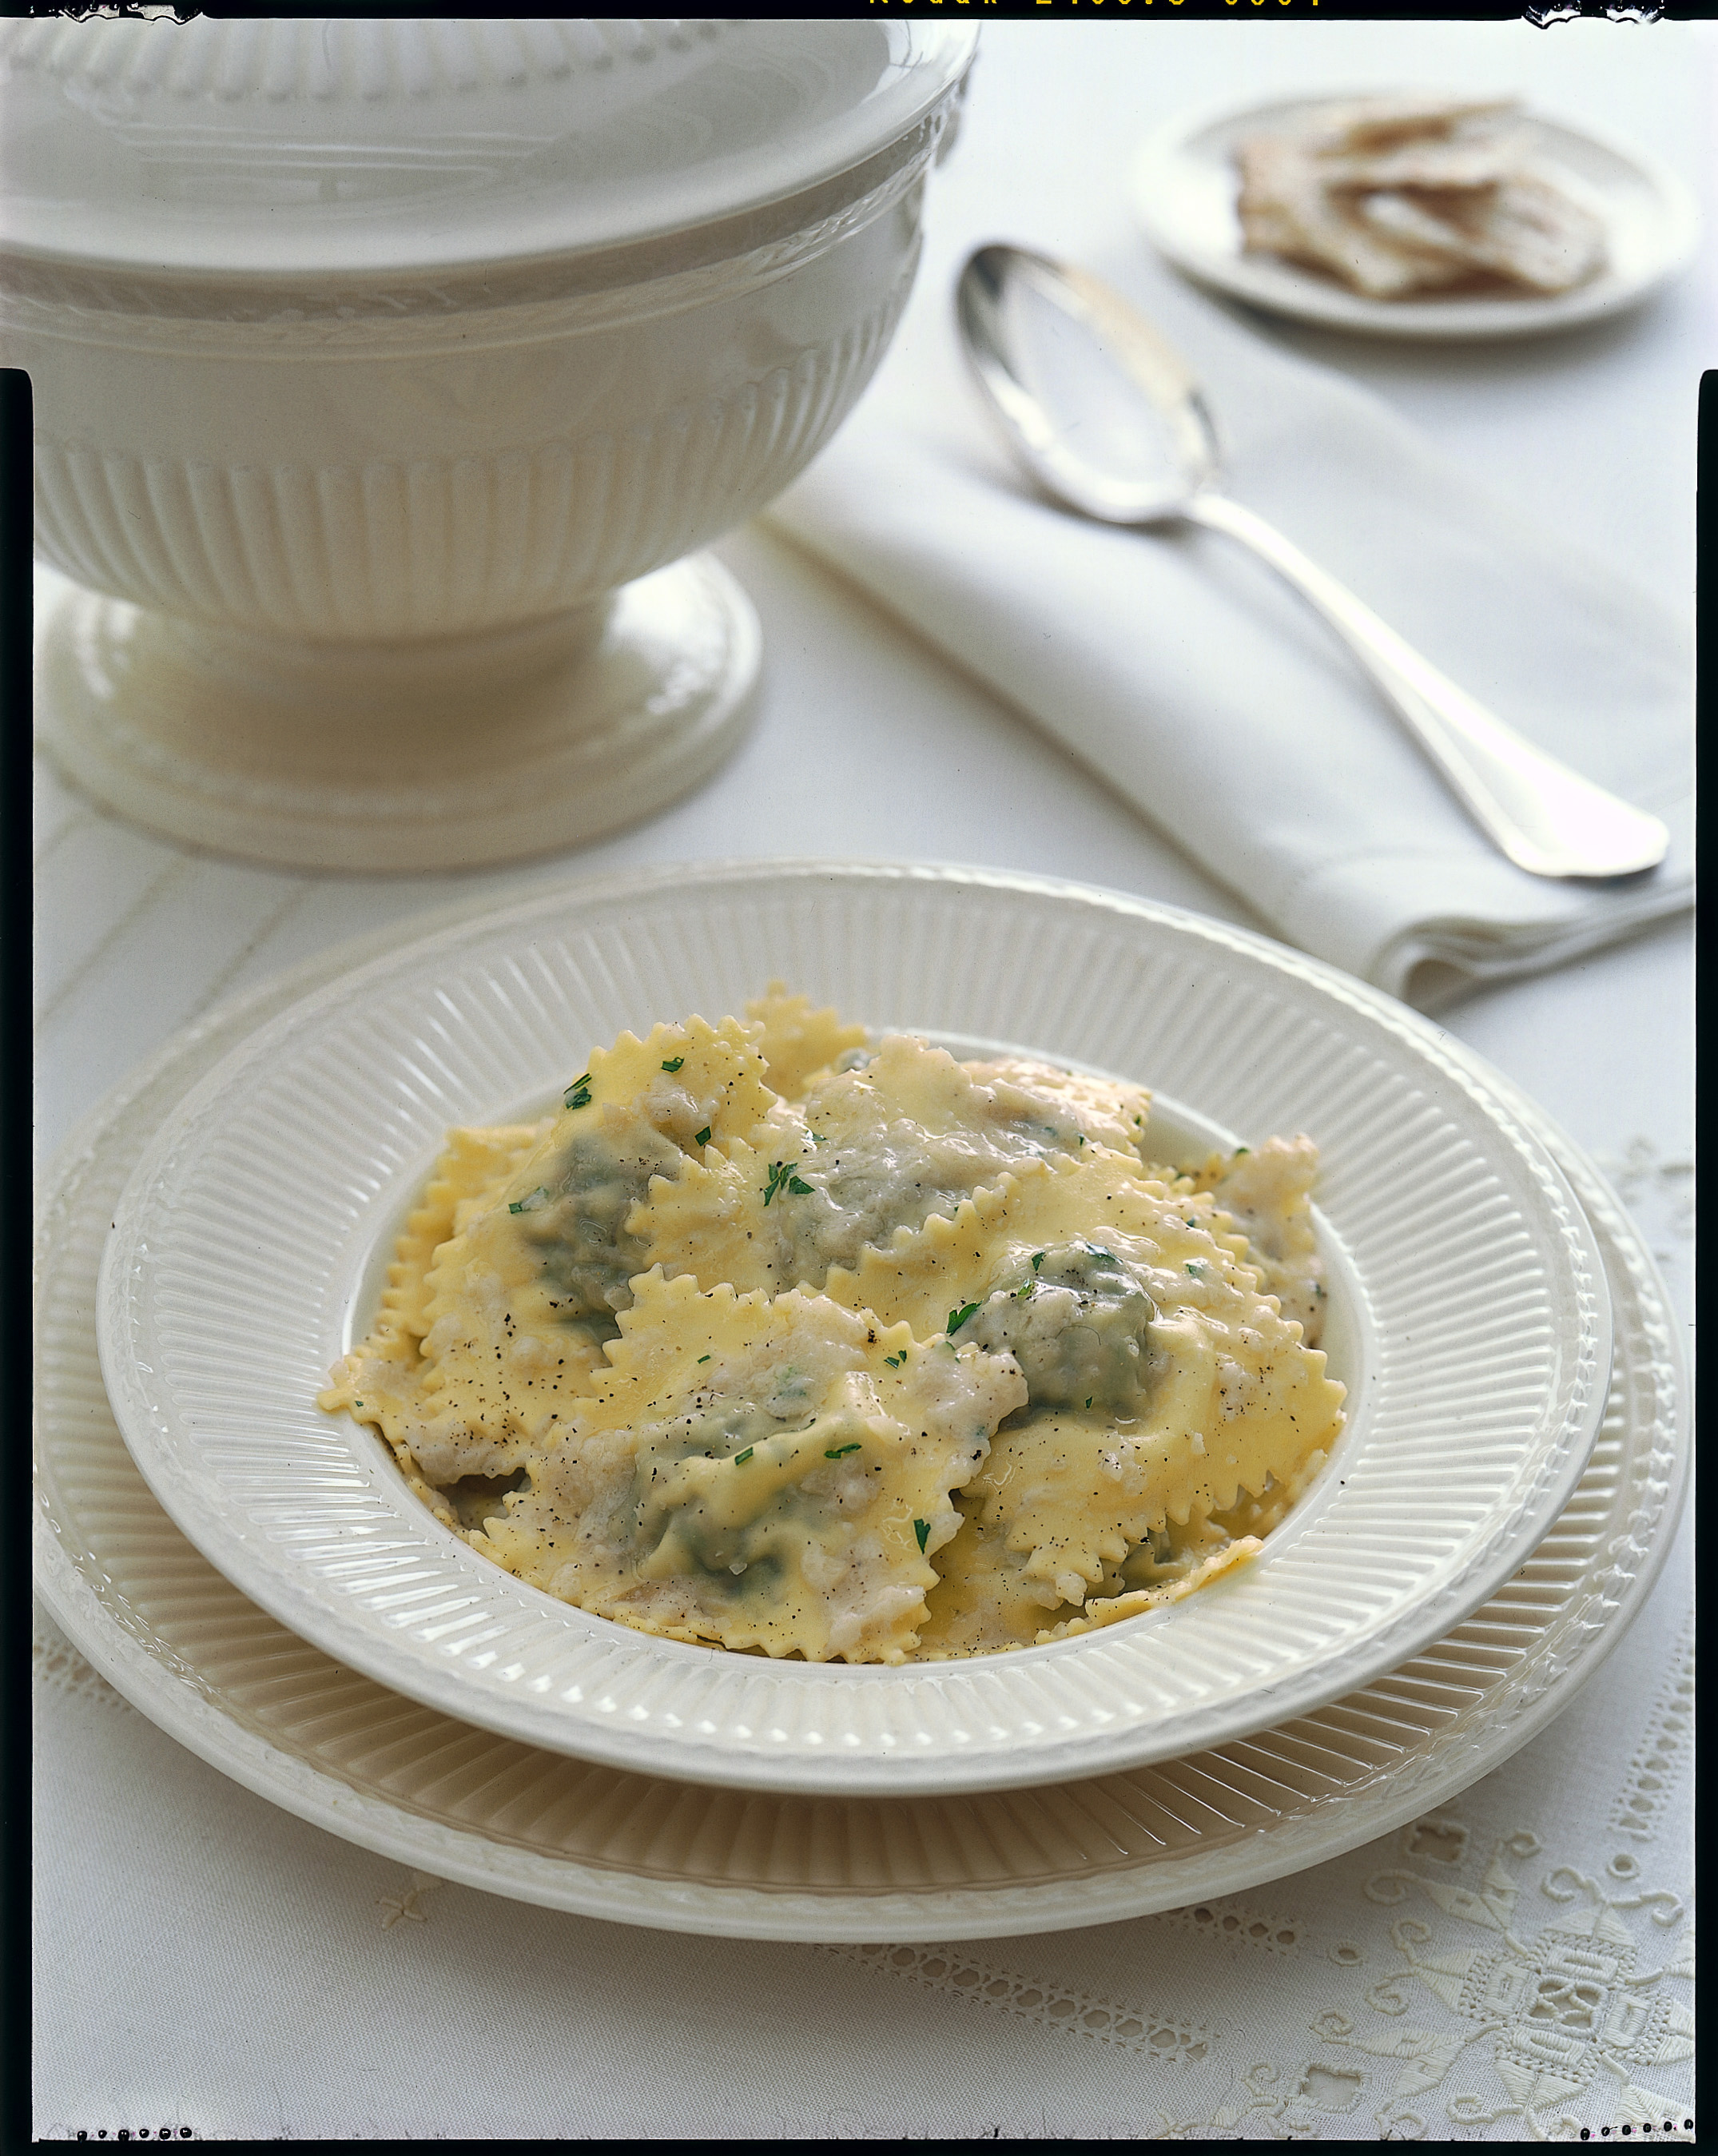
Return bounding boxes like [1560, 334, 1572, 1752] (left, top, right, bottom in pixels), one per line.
[2, 17, 976, 868]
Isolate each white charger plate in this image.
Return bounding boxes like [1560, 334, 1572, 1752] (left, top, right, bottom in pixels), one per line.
[95, 864, 1609, 1796]
[1131, 92, 1700, 340]
[38, 870, 1684, 1940]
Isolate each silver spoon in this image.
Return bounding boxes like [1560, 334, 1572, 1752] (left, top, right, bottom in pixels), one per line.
[956, 245, 1668, 881]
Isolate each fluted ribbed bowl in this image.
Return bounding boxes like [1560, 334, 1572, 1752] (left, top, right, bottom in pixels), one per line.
[16, 182, 925, 642]
[5, 18, 973, 866]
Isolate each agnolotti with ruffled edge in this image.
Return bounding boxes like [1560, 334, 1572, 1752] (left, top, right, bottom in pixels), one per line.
[320, 986, 1346, 1662]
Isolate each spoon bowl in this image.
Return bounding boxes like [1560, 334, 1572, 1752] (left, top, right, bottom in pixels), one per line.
[958, 242, 1219, 523]
[956, 244, 1669, 883]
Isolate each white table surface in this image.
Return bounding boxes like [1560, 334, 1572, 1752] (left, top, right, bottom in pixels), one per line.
[34, 22, 1699, 2142]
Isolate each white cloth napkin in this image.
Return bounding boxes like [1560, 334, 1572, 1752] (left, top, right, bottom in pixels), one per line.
[765, 270, 1692, 1006]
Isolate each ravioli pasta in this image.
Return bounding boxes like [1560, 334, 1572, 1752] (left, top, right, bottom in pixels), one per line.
[320, 988, 1345, 1663]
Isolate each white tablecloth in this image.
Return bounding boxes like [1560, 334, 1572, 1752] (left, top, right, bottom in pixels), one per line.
[33, 20, 1699, 2142]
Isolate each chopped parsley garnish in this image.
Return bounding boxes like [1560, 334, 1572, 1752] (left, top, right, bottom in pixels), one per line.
[1031, 1251, 1044, 1271]
[732, 1447, 754, 1466]
[913, 1519, 930, 1553]
[697, 1354, 711, 1362]
[883, 1351, 906, 1368]
[1233, 1145, 1250, 1156]
[563, 1073, 592, 1110]
[946, 1301, 980, 1335]
[508, 1186, 551, 1215]
[661, 1056, 684, 1072]
[825, 1442, 862, 1459]
[1084, 1397, 1093, 1409]
[695, 1126, 711, 1146]
[1186, 1260, 1203, 1276]
[763, 1160, 813, 1206]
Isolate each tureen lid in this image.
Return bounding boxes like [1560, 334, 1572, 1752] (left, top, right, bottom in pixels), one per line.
[0, 16, 976, 278]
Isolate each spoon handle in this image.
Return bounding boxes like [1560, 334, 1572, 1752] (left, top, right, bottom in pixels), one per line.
[1183, 491, 1669, 881]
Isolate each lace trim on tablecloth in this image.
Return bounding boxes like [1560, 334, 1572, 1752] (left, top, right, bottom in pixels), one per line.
[824, 1943, 1215, 2061]
[1610, 1614, 1695, 1845]
[1155, 1896, 1305, 1956]
[378, 1873, 447, 1931]
[823, 1813, 1696, 2138]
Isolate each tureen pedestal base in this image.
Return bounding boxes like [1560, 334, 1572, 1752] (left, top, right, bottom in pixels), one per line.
[33, 554, 759, 873]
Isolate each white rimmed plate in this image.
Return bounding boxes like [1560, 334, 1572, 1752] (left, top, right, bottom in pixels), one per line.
[1130, 93, 1700, 340]
[95, 863, 1610, 1796]
[42, 870, 1684, 1938]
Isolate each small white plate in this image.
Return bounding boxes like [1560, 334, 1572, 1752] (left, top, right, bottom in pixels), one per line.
[1131, 92, 1700, 340]
[40, 869, 1683, 1939]
[96, 862, 1609, 1797]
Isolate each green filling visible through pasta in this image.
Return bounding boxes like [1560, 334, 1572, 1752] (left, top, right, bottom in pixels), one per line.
[319, 988, 1344, 1664]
